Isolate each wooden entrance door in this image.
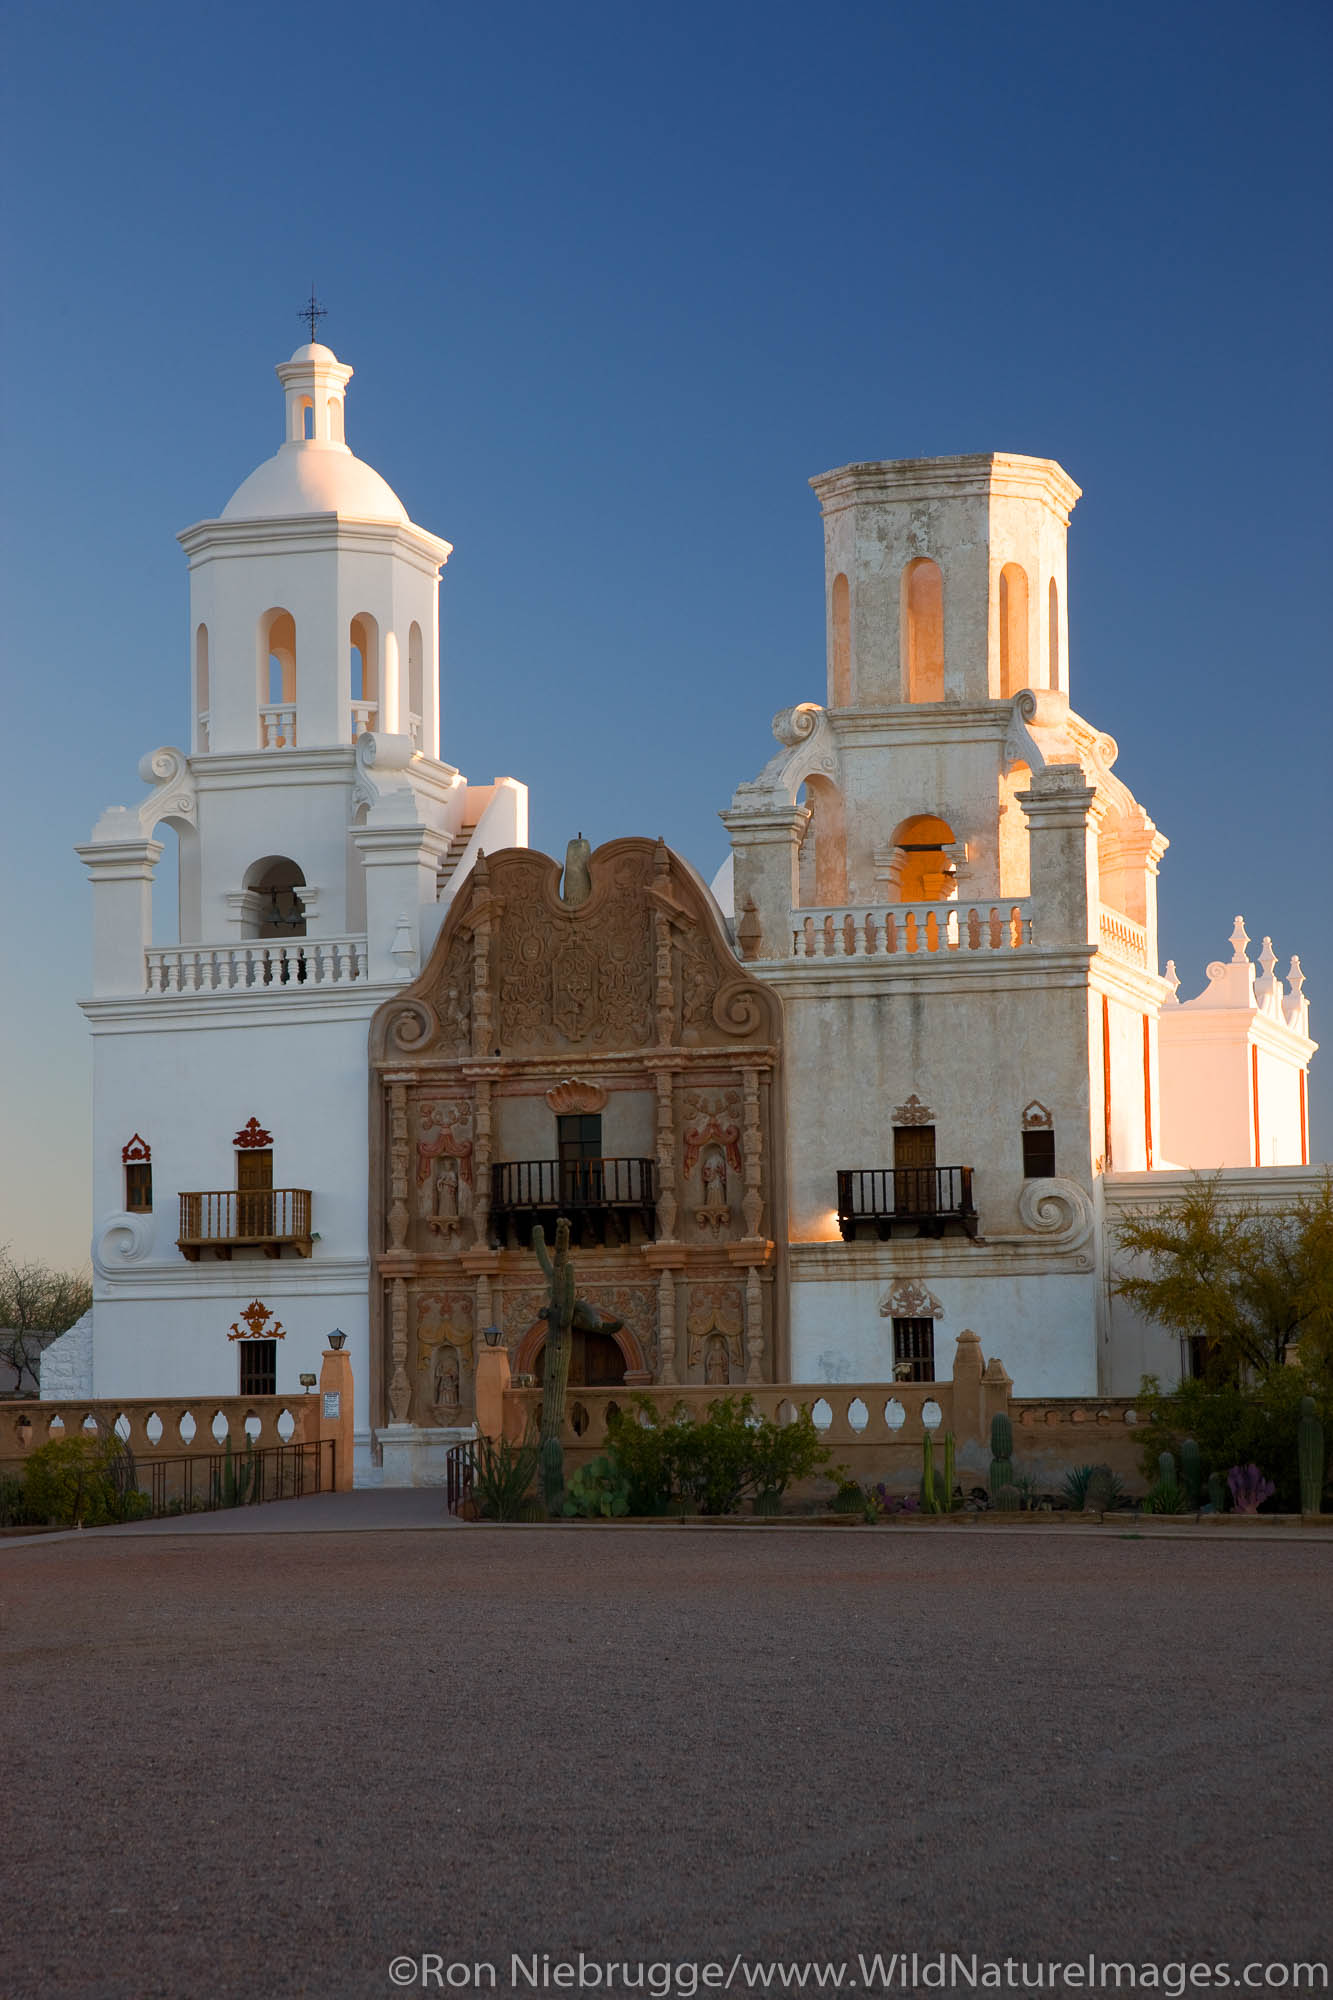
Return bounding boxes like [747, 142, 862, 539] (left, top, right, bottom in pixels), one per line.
[237, 1149, 274, 1239]
[892, 1125, 936, 1215]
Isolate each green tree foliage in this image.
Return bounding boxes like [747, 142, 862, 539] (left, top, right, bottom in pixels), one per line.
[22, 1434, 151, 1527]
[1114, 1174, 1333, 1381]
[0, 1249, 93, 1396]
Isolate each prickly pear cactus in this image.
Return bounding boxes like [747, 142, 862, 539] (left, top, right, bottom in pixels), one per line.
[1298, 1396, 1324, 1515]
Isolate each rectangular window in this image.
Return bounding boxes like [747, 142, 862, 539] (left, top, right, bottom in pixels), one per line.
[125, 1161, 153, 1212]
[239, 1340, 277, 1397]
[1022, 1129, 1056, 1178]
[892, 1317, 935, 1383]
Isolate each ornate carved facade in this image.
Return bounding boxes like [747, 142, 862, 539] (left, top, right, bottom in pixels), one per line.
[368, 839, 784, 1430]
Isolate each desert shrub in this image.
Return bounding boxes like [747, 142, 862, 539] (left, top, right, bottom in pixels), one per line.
[604, 1395, 829, 1517]
[22, 1435, 151, 1527]
[1136, 1370, 1328, 1511]
[0, 1474, 36, 1526]
[1063, 1463, 1127, 1511]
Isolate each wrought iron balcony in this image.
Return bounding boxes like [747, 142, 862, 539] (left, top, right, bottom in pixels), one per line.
[490, 1158, 657, 1248]
[836, 1167, 976, 1241]
[177, 1190, 313, 1261]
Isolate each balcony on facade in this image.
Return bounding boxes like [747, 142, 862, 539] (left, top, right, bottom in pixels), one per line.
[145, 938, 369, 994]
[490, 1159, 658, 1250]
[835, 1167, 977, 1241]
[177, 1189, 313, 1261]
[790, 901, 1034, 961]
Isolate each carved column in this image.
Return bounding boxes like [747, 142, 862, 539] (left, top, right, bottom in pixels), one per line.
[740, 1065, 764, 1239]
[388, 1277, 412, 1421]
[468, 854, 497, 1058]
[657, 1267, 679, 1385]
[386, 1079, 411, 1252]
[653, 908, 675, 1048]
[654, 1069, 678, 1242]
[744, 1265, 764, 1383]
[471, 1077, 492, 1249]
[473, 1266, 492, 1332]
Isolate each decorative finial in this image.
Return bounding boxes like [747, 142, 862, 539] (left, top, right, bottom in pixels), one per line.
[1163, 959, 1180, 1001]
[1258, 936, 1278, 980]
[1229, 915, 1250, 963]
[299, 283, 328, 345]
[1288, 955, 1306, 1001]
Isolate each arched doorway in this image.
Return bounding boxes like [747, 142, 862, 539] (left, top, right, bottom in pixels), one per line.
[514, 1318, 649, 1386]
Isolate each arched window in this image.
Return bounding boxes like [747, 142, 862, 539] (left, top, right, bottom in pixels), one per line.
[327, 396, 344, 444]
[904, 560, 945, 702]
[831, 573, 851, 707]
[350, 613, 379, 737]
[885, 814, 958, 903]
[998, 564, 1029, 698]
[242, 856, 307, 939]
[301, 399, 315, 440]
[407, 622, 424, 748]
[796, 776, 848, 907]
[1048, 577, 1060, 687]
[259, 609, 296, 748]
[195, 625, 210, 750]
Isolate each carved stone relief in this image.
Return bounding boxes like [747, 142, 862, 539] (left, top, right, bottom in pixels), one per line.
[879, 1281, 944, 1320]
[415, 1290, 476, 1423]
[892, 1094, 934, 1126]
[685, 1282, 745, 1380]
[415, 1097, 475, 1248]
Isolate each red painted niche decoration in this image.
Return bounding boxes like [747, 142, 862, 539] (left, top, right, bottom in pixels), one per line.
[234, 1118, 274, 1150]
[121, 1133, 151, 1164]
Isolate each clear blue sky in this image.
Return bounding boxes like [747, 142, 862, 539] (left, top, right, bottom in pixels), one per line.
[2, 0, 1330, 1267]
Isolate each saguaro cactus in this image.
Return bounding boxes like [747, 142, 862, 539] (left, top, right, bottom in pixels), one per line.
[534, 1219, 577, 1514]
[1298, 1396, 1325, 1516]
[1180, 1437, 1201, 1510]
[988, 1413, 1014, 1502]
[920, 1433, 937, 1513]
[532, 1218, 625, 1516]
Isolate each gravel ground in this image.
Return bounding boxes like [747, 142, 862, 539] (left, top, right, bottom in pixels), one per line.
[2, 1528, 1329, 2000]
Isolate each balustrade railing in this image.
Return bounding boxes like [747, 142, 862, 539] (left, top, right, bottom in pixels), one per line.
[502, 1382, 958, 1455]
[177, 1188, 312, 1258]
[259, 702, 297, 748]
[1097, 904, 1150, 969]
[1, 1395, 319, 1465]
[351, 701, 378, 739]
[491, 1158, 657, 1211]
[144, 937, 368, 993]
[791, 901, 1033, 959]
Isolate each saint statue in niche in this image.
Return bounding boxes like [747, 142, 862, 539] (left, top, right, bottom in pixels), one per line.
[704, 1335, 731, 1386]
[435, 1162, 459, 1223]
[695, 1146, 731, 1235]
[432, 1344, 461, 1414]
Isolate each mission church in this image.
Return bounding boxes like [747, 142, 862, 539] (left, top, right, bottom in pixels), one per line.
[51, 335, 1318, 1482]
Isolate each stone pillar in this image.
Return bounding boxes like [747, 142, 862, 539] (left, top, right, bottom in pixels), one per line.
[76, 836, 163, 997]
[743, 1266, 764, 1383]
[354, 817, 440, 982]
[318, 1344, 355, 1491]
[474, 1338, 511, 1443]
[1016, 765, 1099, 948]
[950, 1329, 985, 1446]
[657, 1266, 679, 1384]
[740, 1066, 764, 1240]
[719, 805, 806, 961]
[471, 1076, 493, 1249]
[654, 1070, 678, 1243]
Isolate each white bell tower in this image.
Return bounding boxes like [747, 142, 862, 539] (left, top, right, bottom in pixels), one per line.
[74, 335, 527, 1462]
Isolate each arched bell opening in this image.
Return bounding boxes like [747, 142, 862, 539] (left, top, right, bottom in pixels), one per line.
[241, 855, 307, 939]
[884, 813, 959, 903]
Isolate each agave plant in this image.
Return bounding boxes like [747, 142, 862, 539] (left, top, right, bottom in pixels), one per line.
[472, 1428, 540, 1521]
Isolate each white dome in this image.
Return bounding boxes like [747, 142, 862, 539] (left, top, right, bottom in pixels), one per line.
[221, 443, 408, 523]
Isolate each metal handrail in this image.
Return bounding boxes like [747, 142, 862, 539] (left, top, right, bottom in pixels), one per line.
[836, 1166, 975, 1224]
[491, 1159, 657, 1210]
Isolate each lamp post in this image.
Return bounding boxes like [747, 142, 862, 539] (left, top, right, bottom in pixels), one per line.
[482, 1323, 503, 1349]
[327, 1328, 347, 1351]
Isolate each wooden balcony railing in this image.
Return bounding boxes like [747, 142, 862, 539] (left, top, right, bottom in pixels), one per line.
[836, 1166, 977, 1241]
[177, 1189, 313, 1260]
[490, 1158, 657, 1247]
